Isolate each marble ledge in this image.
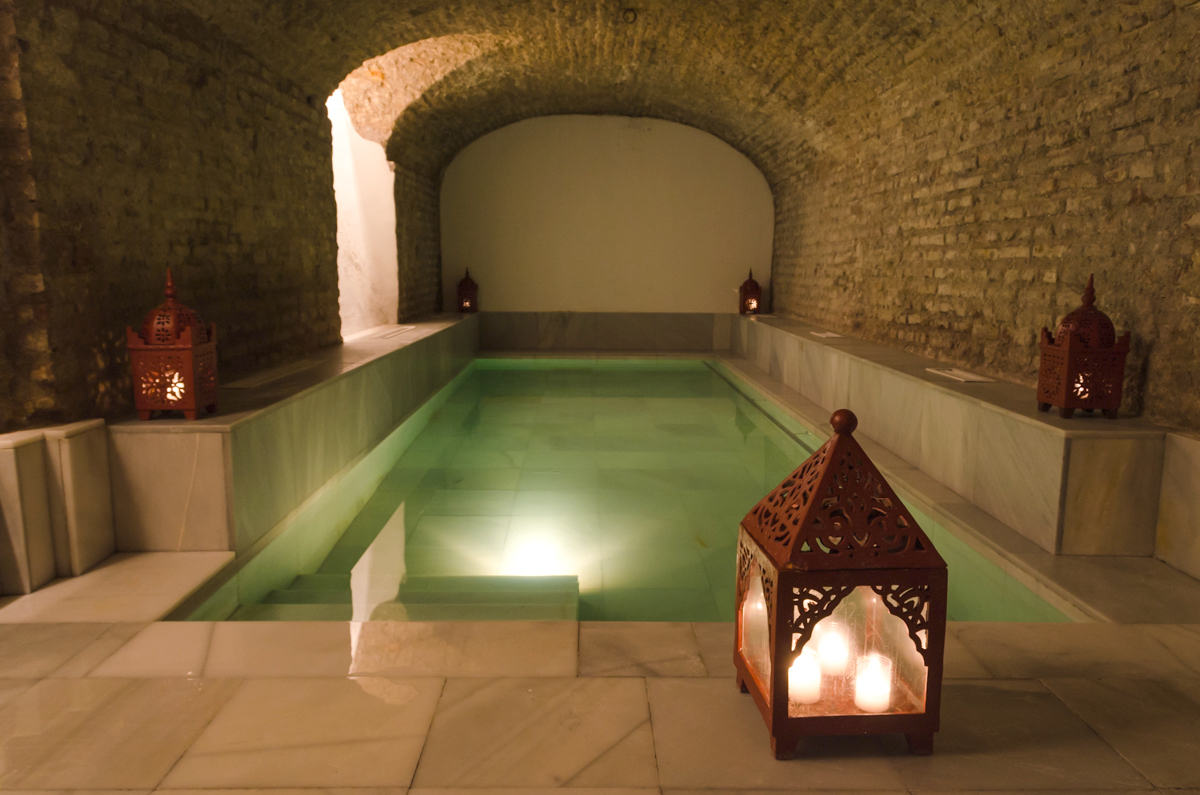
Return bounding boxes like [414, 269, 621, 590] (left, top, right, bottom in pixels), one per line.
[740, 315, 1165, 440]
[107, 314, 474, 434]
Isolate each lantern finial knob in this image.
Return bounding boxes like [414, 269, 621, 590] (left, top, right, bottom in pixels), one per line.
[164, 268, 177, 301]
[1081, 273, 1095, 308]
[830, 409, 858, 435]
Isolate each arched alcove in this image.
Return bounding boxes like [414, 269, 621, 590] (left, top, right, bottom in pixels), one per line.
[439, 115, 774, 313]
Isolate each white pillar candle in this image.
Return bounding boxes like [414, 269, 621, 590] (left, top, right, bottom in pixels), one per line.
[816, 624, 851, 676]
[854, 653, 893, 713]
[788, 648, 822, 704]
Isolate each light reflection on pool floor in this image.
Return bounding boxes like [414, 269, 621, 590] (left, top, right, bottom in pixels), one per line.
[310, 361, 811, 621]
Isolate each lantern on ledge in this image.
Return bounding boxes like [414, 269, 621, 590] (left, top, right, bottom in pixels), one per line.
[457, 269, 478, 313]
[1037, 275, 1129, 419]
[734, 409, 947, 759]
[126, 270, 218, 421]
[740, 270, 762, 315]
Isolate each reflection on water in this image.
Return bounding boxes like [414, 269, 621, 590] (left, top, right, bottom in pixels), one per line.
[350, 502, 407, 658]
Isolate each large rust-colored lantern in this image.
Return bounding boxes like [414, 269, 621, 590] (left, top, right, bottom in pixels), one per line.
[126, 270, 218, 420]
[457, 269, 478, 313]
[739, 270, 762, 315]
[734, 409, 947, 759]
[1037, 275, 1129, 419]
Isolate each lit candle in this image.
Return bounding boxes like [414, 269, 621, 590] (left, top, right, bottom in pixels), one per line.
[747, 298, 758, 310]
[788, 648, 821, 704]
[816, 624, 851, 676]
[854, 653, 893, 713]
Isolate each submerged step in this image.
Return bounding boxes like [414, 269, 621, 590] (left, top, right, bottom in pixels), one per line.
[289, 574, 352, 590]
[400, 575, 579, 593]
[263, 589, 352, 605]
[231, 603, 352, 621]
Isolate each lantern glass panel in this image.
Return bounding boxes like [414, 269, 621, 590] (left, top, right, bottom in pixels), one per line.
[740, 575, 772, 695]
[787, 586, 928, 718]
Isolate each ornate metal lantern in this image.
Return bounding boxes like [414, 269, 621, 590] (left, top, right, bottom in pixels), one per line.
[1037, 275, 1129, 419]
[126, 270, 218, 420]
[734, 409, 947, 759]
[739, 270, 762, 315]
[457, 269, 478, 313]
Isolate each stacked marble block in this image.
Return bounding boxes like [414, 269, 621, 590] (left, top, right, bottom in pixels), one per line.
[733, 315, 1170, 559]
[1157, 433, 1200, 581]
[107, 316, 478, 559]
[0, 420, 115, 595]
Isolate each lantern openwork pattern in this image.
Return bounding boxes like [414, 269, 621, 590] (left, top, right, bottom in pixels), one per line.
[739, 270, 761, 315]
[457, 269, 479, 313]
[1037, 275, 1129, 419]
[126, 270, 218, 420]
[734, 409, 947, 759]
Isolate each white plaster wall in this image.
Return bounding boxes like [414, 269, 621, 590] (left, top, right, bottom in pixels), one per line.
[440, 115, 774, 313]
[328, 90, 399, 336]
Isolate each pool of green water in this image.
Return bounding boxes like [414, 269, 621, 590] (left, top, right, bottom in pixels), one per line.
[252, 359, 1069, 622]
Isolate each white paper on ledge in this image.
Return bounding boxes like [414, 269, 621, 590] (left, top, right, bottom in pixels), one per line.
[810, 331, 843, 338]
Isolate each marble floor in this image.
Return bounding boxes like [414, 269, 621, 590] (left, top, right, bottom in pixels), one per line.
[1, 618, 1199, 793]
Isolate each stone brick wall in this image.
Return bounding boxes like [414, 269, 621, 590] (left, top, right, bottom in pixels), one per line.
[2, 0, 339, 429]
[772, 0, 1200, 429]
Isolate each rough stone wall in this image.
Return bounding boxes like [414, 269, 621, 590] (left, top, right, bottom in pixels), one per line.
[773, 0, 1200, 428]
[2, 0, 339, 429]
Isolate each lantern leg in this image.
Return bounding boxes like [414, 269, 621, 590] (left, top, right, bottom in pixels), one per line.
[770, 734, 796, 760]
[906, 732, 934, 755]
[138, 410, 153, 421]
[1037, 402, 1051, 412]
[1058, 407, 1075, 419]
[737, 675, 749, 694]
[184, 410, 198, 420]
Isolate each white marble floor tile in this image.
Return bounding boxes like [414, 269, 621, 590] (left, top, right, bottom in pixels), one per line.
[91, 622, 214, 677]
[1139, 625, 1200, 675]
[887, 680, 1152, 791]
[0, 552, 233, 623]
[645, 678, 906, 790]
[3, 790, 152, 795]
[204, 621, 353, 677]
[161, 790, 405, 795]
[48, 622, 148, 677]
[411, 790, 658, 795]
[942, 631, 992, 679]
[1042, 677, 1200, 788]
[954, 623, 1199, 679]
[663, 791, 907, 795]
[692, 621, 736, 677]
[0, 677, 239, 789]
[579, 621, 705, 677]
[160, 677, 443, 788]
[412, 678, 658, 788]
[350, 621, 578, 677]
[0, 622, 111, 677]
[0, 678, 35, 709]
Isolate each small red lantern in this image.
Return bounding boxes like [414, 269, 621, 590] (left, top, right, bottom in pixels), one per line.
[126, 270, 218, 420]
[734, 409, 947, 759]
[739, 269, 762, 314]
[457, 269, 478, 313]
[1037, 275, 1129, 419]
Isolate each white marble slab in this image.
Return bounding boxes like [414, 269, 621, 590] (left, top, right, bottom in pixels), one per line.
[0, 677, 239, 788]
[161, 677, 443, 788]
[0, 431, 55, 594]
[888, 680, 1152, 791]
[42, 420, 115, 576]
[0, 622, 110, 677]
[1063, 435, 1164, 555]
[646, 678, 905, 789]
[412, 677, 658, 788]
[89, 620, 213, 677]
[579, 621, 706, 677]
[0, 551, 231, 623]
[1156, 431, 1200, 579]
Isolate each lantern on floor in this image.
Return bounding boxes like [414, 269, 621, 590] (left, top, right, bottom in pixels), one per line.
[734, 409, 947, 759]
[457, 269, 478, 313]
[1037, 275, 1129, 419]
[739, 270, 762, 315]
[126, 270, 218, 420]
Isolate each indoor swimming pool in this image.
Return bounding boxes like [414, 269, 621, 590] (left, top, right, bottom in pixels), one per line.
[229, 359, 1070, 623]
